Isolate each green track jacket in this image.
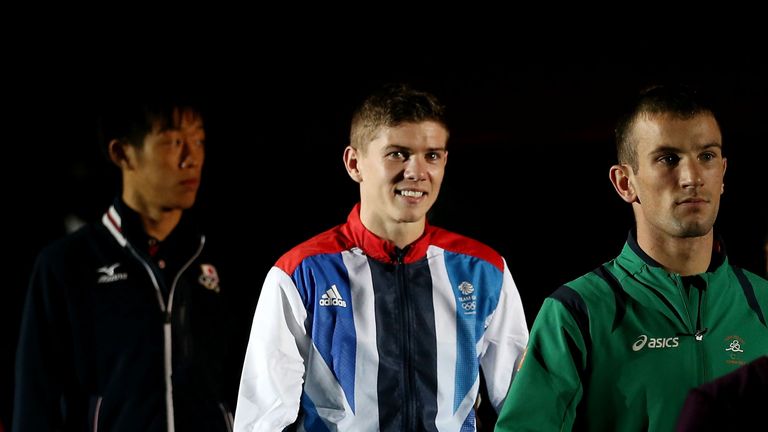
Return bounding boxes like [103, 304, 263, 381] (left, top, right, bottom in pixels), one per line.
[496, 232, 768, 431]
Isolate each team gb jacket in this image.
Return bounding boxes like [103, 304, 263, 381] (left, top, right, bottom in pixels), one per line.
[235, 204, 529, 431]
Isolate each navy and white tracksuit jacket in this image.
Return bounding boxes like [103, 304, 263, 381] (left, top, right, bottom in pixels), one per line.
[234, 204, 529, 431]
[14, 199, 234, 432]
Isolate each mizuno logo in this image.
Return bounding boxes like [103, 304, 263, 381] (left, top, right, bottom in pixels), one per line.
[320, 285, 347, 307]
[97, 263, 121, 276]
[97, 263, 128, 284]
[632, 334, 679, 351]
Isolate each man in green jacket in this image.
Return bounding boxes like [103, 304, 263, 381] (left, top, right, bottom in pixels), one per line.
[496, 85, 768, 432]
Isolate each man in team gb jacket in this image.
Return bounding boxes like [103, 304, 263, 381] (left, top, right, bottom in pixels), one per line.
[234, 84, 529, 431]
[14, 96, 235, 431]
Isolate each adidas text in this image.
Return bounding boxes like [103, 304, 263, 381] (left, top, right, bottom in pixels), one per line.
[320, 298, 347, 307]
[320, 284, 347, 307]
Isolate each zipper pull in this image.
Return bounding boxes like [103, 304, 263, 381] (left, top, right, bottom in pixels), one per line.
[394, 246, 407, 264]
[695, 328, 708, 341]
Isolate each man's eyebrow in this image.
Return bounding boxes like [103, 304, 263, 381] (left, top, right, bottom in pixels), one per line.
[648, 142, 721, 155]
[381, 144, 447, 152]
[697, 142, 722, 151]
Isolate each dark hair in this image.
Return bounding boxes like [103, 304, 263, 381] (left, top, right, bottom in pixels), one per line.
[350, 83, 448, 152]
[97, 93, 205, 159]
[615, 84, 719, 171]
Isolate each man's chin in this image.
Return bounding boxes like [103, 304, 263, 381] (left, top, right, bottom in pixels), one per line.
[677, 222, 714, 238]
[165, 198, 197, 212]
[395, 211, 428, 224]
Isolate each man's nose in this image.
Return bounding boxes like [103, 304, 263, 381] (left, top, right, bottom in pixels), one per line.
[679, 158, 704, 188]
[403, 157, 427, 181]
[179, 140, 204, 169]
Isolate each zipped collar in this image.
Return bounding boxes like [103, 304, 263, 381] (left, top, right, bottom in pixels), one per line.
[623, 228, 727, 275]
[617, 230, 729, 336]
[101, 198, 202, 252]
[340, 203, 436, 264]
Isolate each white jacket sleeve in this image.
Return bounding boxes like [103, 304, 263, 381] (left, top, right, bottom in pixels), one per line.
[234, 266, 309, 432]
[479, 258, 529, 412]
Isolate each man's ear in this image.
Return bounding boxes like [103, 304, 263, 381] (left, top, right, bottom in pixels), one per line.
[108, 139, 133, 170]
[609, 164, 638, 204]
[721, 157, 727, 195]
[343, 145, 362, 183]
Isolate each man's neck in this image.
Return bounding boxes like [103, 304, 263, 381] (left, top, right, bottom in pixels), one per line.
[387, 227, 424, 249]
[123, 194, 182, 241]
[359, 212, 425, 249]
[140, 211, 182, 241]
[637, 228, 714, 276]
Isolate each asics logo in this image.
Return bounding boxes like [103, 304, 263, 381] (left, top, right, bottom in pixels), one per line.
[632, 334, 679, 351]
[320, 285, 347, 307]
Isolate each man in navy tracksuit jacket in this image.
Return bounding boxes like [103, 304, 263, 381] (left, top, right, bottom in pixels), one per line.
[14, 98, 234, 431]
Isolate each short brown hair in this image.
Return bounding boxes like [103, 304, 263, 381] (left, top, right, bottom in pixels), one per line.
[615, 84, 718, 172]
[350, 83, 448, 153]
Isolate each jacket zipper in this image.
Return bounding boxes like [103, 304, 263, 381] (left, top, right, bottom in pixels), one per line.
[127, 235, 205, 432]
[395, 248, 415, 431]
[218, 403, 234, 432]
[694, 285, 708, 381]
[677, 276, 709, 384]
[92, 396, 103, 432]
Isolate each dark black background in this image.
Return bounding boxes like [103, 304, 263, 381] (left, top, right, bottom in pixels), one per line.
[4, 45, 767, 428]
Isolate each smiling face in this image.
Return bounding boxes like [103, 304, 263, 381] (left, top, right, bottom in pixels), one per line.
[617, 112, 726, 241]
[344, 121, 448, 243]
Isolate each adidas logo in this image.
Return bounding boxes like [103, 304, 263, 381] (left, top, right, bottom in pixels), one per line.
[320, 285, 347, 307]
